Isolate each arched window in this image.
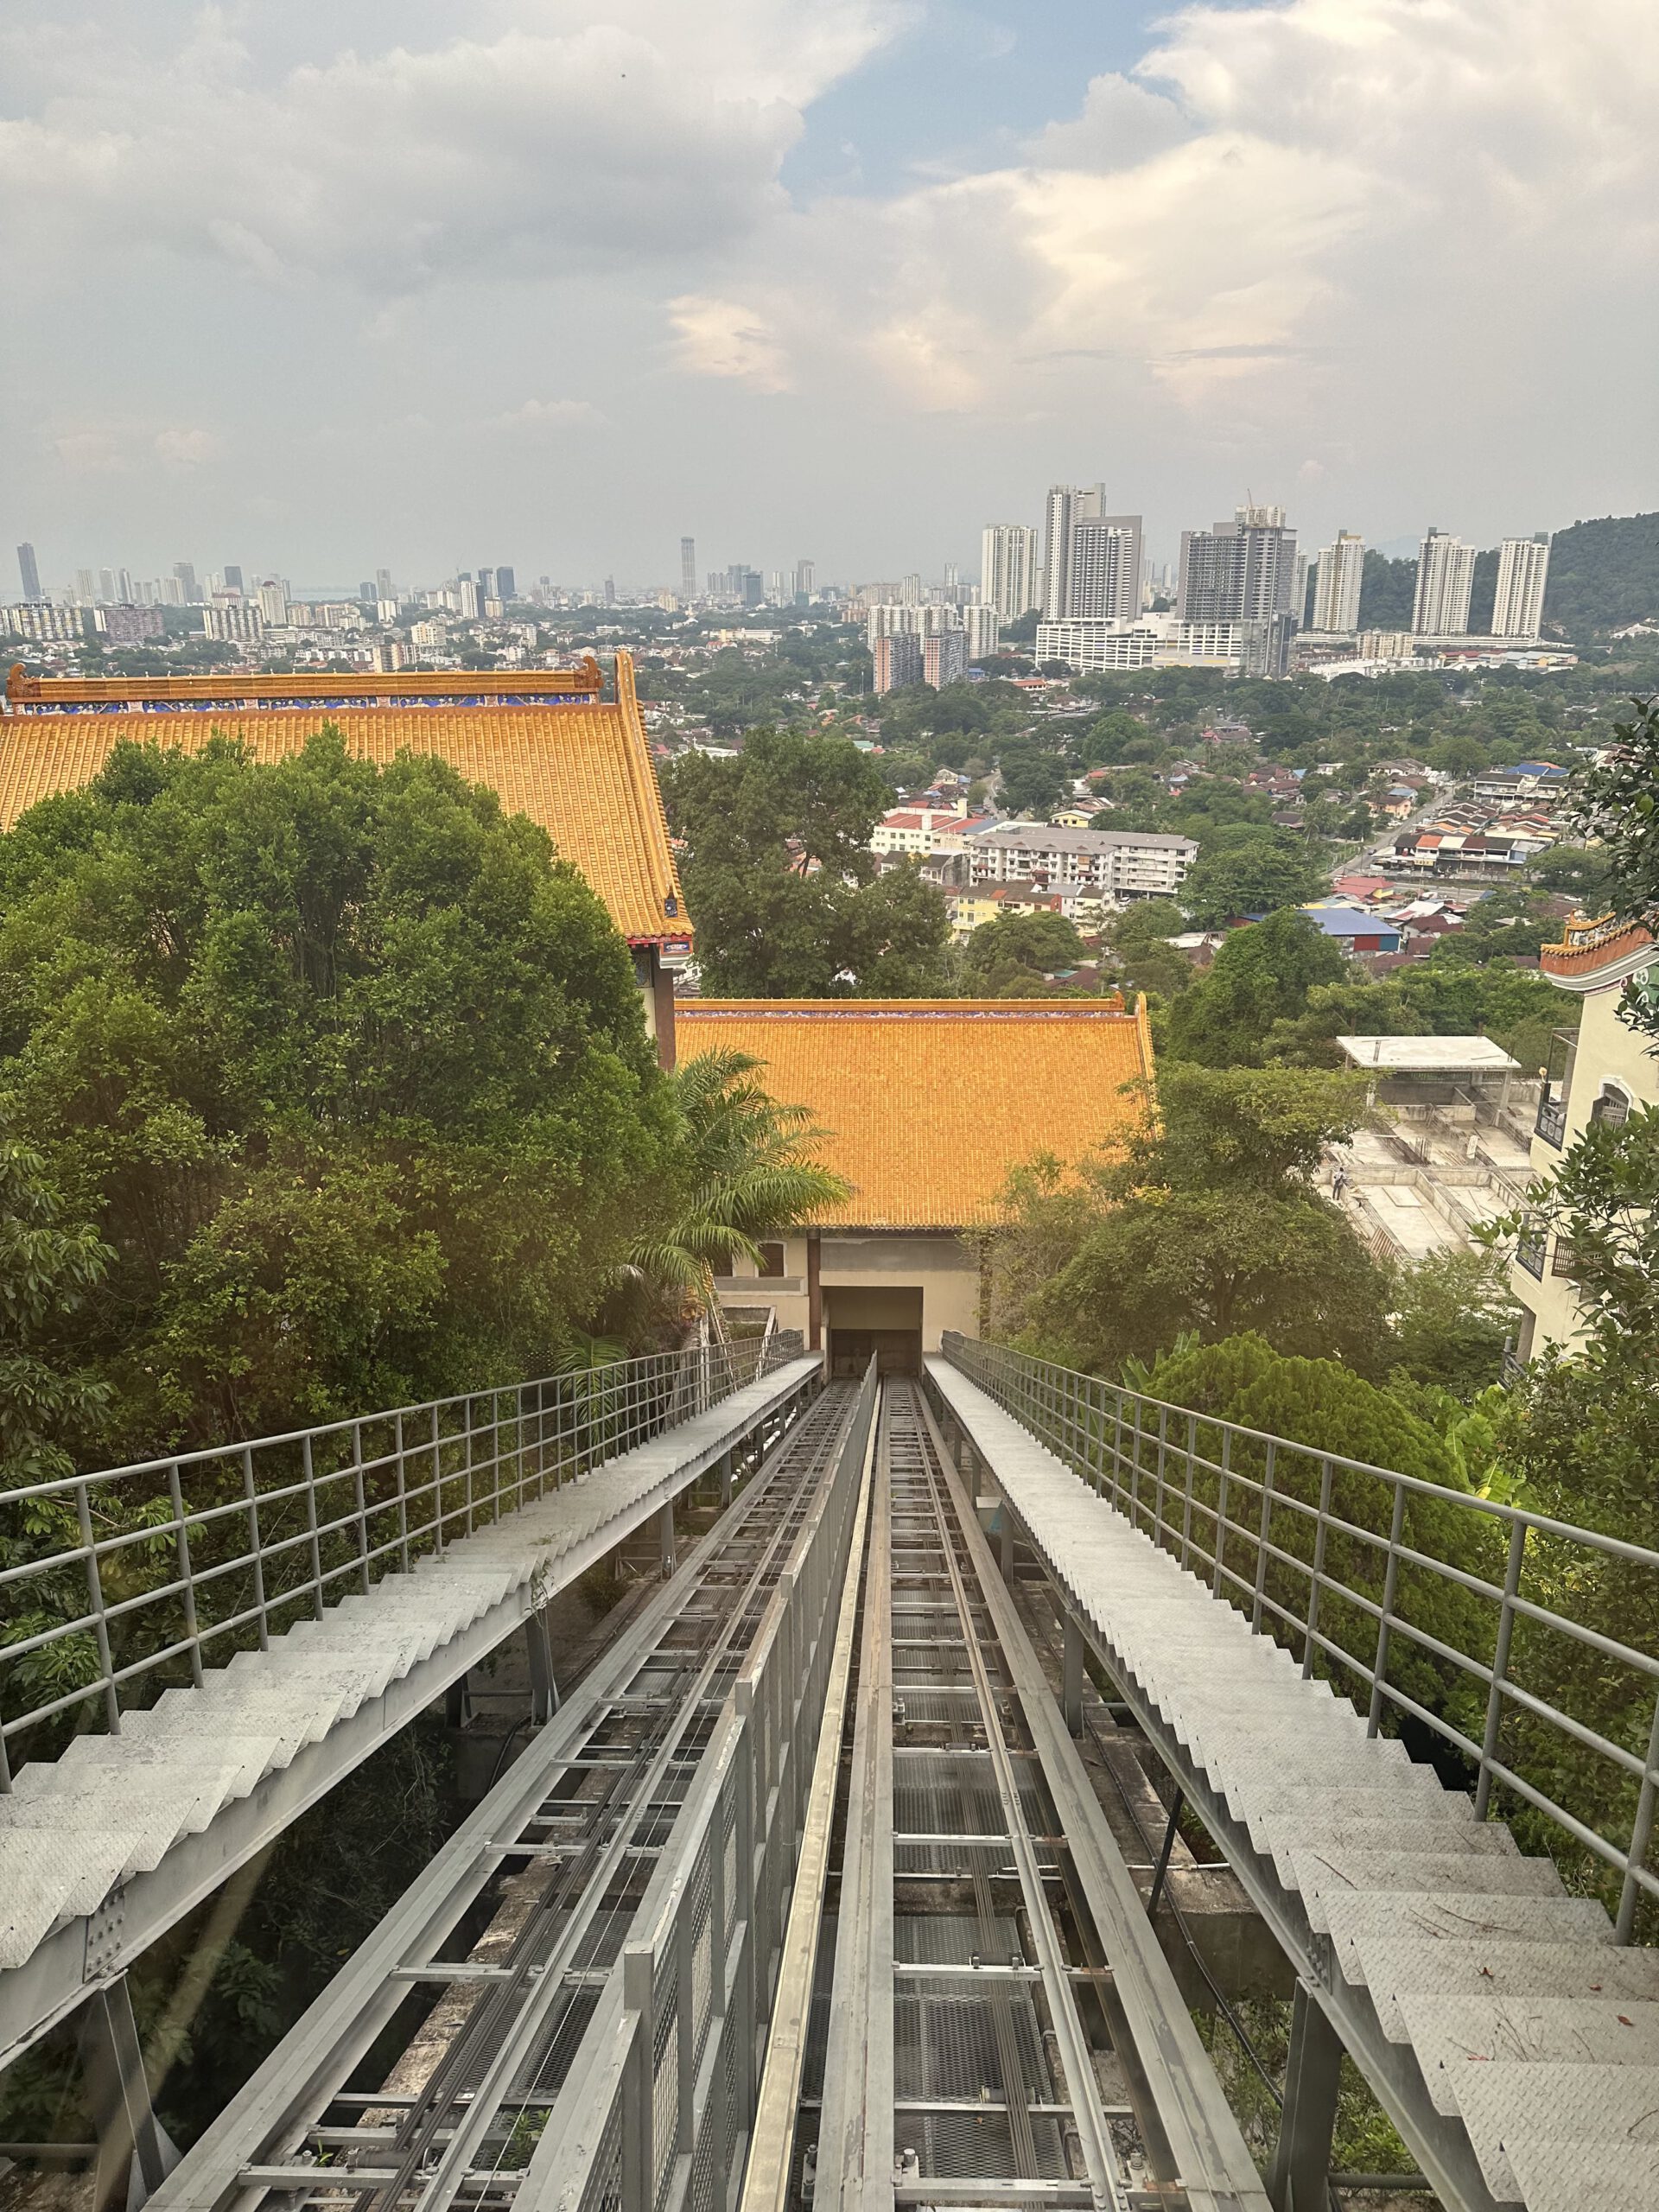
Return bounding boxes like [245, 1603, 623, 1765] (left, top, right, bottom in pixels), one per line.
[1590, 1081, 1632, 1128]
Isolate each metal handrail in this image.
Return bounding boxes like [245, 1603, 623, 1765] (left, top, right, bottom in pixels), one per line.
[0, 1336, 769, 1788]
[942, 1332, 1659, 1943]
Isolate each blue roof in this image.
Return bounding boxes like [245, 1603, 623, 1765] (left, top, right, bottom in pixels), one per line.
[1491, 761, 1567, 779]
[1302, 906, 1402, 942]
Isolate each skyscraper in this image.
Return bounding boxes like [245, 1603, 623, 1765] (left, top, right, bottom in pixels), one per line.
[963, 604, 1001, 661]
[1312, 531, 1365, 632]
[223, 564, 245, 594]
[99, 569, 117, 604]
[478, 569, 496, 603]
[1042, 489, 1141, 621]
[923, 630, 968, 689]
[792, 559, 815, 606]
[173, 561, 199, 604]
[375, 567, 392, 601]
[257, 577, 289, 626]
[495, 566, 516, 602]
[1412, 529, 1476, 636]
[680, 538, 696, 599]
[873, 633, 923, 696]
[1491, 535, 1550, 639]
[74, 569, 96, 605]
[1178, 503, 1298, 623]
[980, 525, 1039, 622]
[16, 543, 41, 601]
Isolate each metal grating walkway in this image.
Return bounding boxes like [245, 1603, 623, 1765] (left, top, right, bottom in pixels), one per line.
[925, 1357, 1659, 2212]
[0, 1357, 821, 2068]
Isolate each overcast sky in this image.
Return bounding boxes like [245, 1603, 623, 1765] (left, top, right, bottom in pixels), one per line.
[3, 0, 1656, 593]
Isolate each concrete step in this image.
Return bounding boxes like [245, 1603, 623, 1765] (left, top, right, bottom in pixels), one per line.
[1354, 1936, 1659, 2043]
[1451, 2060, 1659, 2205]
[1507, 2133, 1659, 2212]
[1291, 1847, 1564, 1932]
[1395, 1993, 1659, 2115]
[1321, 1891, 1615, 1988]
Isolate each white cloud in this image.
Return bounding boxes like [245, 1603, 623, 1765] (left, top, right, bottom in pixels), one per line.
[668, 296, 794, 391]
[154, 428, 221, 467]
[494, 397, 607, 429]
[52, 429, 126, 475]
[0, 3, 908, 290]
[664, 0, 1659, 443]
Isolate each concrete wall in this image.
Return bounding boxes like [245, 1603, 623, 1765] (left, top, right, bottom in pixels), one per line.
[713, 1228, 982, 1351]
[1510, 973, 1659, 1355]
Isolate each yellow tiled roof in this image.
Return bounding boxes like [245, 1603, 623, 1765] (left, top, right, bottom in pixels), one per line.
[677, 998, 1154, 1228]
[0, 652, 685, 946]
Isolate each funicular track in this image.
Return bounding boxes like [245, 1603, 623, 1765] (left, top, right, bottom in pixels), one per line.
[800, 1382, 1268, 2212]
[154, 1376, 866, 2212]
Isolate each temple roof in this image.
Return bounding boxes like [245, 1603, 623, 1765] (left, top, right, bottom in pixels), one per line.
[676, 997, 1154, 1229]
[0, 652, 686, 947]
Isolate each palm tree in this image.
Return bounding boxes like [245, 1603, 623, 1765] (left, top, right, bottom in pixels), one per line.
[626, 1049, 851, 1305]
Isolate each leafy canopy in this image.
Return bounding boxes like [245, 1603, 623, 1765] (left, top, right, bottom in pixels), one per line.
[0, 731, 676, 1448]
[661, 727, 952, 997]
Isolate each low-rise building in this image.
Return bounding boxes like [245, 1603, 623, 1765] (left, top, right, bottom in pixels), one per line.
[1472, 762, 1573, 810]
[1510, 913, 1659, 1358]
[681, 997, 1154, 1364]
[965, 823, 1197, 901]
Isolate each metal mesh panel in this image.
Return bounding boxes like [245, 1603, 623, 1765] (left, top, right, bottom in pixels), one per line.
[652, 1989, 679, 2212]
[690, 1847, 715, 2069]
[577, 2095, 624, 2212]
[894, 1974, 1055, 2105]
[912, 2109, 1072, 2182]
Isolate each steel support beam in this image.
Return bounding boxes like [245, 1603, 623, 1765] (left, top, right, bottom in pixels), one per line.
[78, 1977, 176, 2212]
[1268, 1982, 1344, 2212]
[1062, 1611, 1084, 1738]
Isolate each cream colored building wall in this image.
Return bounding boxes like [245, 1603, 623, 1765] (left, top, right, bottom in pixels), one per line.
[1510, 967, 1659, 1355]
[711, 1228, 982, 1351]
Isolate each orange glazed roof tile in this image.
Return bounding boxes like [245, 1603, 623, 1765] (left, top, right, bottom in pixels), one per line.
[0, 652, 685, 948]
[677, 997, 1154, 1229]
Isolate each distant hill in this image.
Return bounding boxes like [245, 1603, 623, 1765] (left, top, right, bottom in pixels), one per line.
[1542, 513, 1659, 639]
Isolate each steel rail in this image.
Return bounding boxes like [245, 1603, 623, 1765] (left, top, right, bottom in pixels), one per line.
[361, 1395, 851, 2212]
[737, 1373, 879, 2212]
[906, 1389, 1132, 2212]
[147, 1378, 843, 2212]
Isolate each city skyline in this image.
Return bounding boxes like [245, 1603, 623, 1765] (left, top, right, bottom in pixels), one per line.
[3, 1, 1654, 581]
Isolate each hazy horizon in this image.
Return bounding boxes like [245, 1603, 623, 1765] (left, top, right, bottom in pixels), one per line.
[4, 0, 1656, 588]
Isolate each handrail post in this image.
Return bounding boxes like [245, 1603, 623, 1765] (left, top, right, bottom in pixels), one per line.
[352, 1421, 371, 1596]
[1615, 1687, 1659, 1943]
[1212, 1427, 1231, 1598]
[302, 1433, 324, 1621]
[394, 1410, 410, 1572]
[1251, 1442, 1276, 1634]
[79, 1482, 121, 1736]
[1367, 1482, 1408, 1737]
[1180, 1411, 1197, 1571]
[1476, 1521, 1527, 1818]
[168, 1463, 204, 1689]
[1302, 1459, 1335, 1680]
[242, 1448, 270, 1652]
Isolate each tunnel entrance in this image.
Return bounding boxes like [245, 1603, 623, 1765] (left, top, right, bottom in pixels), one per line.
[823, 1284, 923, 1377]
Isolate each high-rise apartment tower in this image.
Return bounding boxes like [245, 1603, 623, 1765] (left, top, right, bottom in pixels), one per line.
[16, 543, 41, 601]
[1491, 535, 1550, 639]
[680, 538, 696, 599]
[1178, 503, 1299, 623]
[1043, 487, 1141, 622]
[980, 524, 1039, 622]
[1412, 529, 1476, 636]
[1312, 531, 1365, 632]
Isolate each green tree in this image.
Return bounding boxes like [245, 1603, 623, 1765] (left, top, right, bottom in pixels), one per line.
[1179, 830, 1330, 927]
[1387, 1249, 1522, 1397]
[1131, 1333, 1496, 1728]
[1165, 911, 1349, 1066]
[0, 732, 676, 1448]
[995, 743, 1070, 819]
[624, 1049, 850, 1305]
[662, 728, 952, 996]
[961, 910, 1084, 989]
[1566, 696, 1659, 1038]
[995, 1065, 1389, 1373]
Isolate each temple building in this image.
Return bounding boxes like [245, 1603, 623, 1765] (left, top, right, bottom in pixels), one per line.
[677, 996, 1155, 1371]
[0, 654, 689, 1064]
